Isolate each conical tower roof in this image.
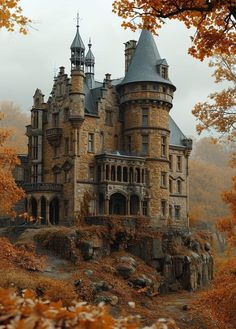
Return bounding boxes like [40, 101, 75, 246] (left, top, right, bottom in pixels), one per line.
[71, 26, 85, 50]
[85, 40, 95, 64]
[121, 30, 175, 89]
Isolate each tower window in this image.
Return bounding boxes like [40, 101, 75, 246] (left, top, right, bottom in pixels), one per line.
[32, 165, 38, 183]
[64, 137, 69, 155]
[89, 166, 94, 181]
[105, 110, 113, 126]
[175, 205, 181, 220]
[143, 200, 148, 216]
[142, 135, 149, 154]
[161, 200, 167, 217]
[161, 66, 168, 79]
[177, 156, 182, 172]
[64, 108, 69, 121]
[169, 205, 173, 219]
[169, 154, 173, 170]
[127, 136, 132, 154]
[161, 136, 167, 157]
[32, 111, 39, 129]
[141, 84, 147, 90]
[142, 108, 148, 127]
[52, 113, 59, 128]
[64, 170, 70, 183]
[169, 178, 173, 193]
[88, 133, 94, 153]
[53, 146, 59, 158]
[32, 136, 38, 160]
[160, 172, 167, 188]
[177, 179, 182, 194]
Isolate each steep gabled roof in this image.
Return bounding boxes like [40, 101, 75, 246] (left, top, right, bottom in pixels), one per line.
[120, 30, 175, 89]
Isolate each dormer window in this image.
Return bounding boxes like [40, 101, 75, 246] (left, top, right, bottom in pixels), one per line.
[161, 66, 168, 79]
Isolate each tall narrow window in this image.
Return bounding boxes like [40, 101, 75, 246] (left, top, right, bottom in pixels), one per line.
[32, 136, 38, 160]
[88, 133, 94, 153]
[177, 156, 182, 172]
[32, 111, 39, 128]
[127, 136, 132, 154]
[161, 200, 167, 217]
[114, 135, 118, 150]
[89, 166, 94, 181]
[105, 110, 113, 126]
[143, 200, 148, 216]
[32, 165, 38, 183]
[142, 135, 149, 154]
[169, 205, 173, 219]
[64, 200, 69, 219]
[53, 146, 59, 158]
[169, 179, 173, 193]
[175, 205, 181, 220]
[161, 136, 167, 157]
[53, 172, 59, 184]
[161, 172, 167, 188]
[64, 108, 69, 122]
[64, 170, 70, 183]
[64, 137, 69, 155]
[177, 179, 182, 194]
[142, 108, 148, 126]
[169, 154, 173, 171]
[52, 113, 59, 128]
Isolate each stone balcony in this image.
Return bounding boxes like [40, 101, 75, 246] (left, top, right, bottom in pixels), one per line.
[23, 182, 63, 193]
[45, 128, 63, 146]
[26, 125, 43, 136]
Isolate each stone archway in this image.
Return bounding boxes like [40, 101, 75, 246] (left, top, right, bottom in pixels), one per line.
[49, 197, 60, 225]
[109, 193, 127, 215]
[130, 194, 140, 215]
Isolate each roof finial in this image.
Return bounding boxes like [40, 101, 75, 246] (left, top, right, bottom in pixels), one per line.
[76, 12, 80, 28]
[88, 37, 92, 48]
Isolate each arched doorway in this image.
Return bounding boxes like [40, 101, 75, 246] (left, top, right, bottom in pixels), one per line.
[31, 197, 37, 218]
[49, 197, 59, 225]
[40, 196, 47, 225]
[109, 193, 126, 215]
[130, 195, 140, 215]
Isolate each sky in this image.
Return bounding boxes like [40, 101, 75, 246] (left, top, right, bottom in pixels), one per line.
[0, 0, 221, 138]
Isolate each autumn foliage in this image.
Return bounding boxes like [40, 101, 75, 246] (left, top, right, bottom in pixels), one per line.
[0, 112, 25, 217]
[0, 237, 46, 271]
[0, 288, 180, 329]
[192, 54, 236, 140]
[112, 0, 236, 60]
[0, 0, 30, 33]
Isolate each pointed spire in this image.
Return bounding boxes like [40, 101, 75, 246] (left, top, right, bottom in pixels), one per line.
[121, 29, 175, 90]
[85, 38, 95, 67]
[70, 13, 85, 71]
[85, 38, 95, 88]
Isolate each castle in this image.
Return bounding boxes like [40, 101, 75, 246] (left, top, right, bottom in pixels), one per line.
[18, 22, 192, 228]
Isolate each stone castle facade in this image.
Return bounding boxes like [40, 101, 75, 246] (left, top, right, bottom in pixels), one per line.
[18, 24, 192, 228]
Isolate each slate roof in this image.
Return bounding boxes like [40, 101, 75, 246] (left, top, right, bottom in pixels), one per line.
[120, 30, 175, 89]
[169, 116, 187, 148]
[71, 27, 85, 50]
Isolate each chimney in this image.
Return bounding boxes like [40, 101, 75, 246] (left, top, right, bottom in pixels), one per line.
[124, 40, 137, 73]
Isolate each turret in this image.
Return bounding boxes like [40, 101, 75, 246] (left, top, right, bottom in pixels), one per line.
[69, 14, 85, 126]
[119, 29, 176, 226]
[85, 38, 95, 88]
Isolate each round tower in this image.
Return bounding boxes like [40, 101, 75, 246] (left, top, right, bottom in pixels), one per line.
[69, 15, 85, 125]
[119, 30, 176, 226]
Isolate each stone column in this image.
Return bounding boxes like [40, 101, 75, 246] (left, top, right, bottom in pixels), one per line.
[46, 199, 50, 225]
[121, 166, 124, 182]
[127, 195, 130, 216]
[105, 196, 109, 215]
